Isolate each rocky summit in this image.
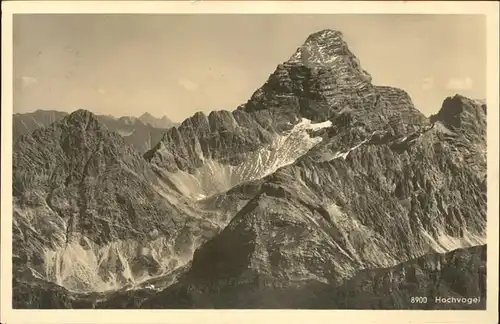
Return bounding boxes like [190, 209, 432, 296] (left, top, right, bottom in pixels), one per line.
[12, 29, 487, 309]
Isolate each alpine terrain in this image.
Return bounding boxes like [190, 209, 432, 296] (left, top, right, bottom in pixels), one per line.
[12, 29, 487, 309]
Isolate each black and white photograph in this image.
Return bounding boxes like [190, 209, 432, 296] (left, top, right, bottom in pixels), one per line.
[1, 2, 499, 324]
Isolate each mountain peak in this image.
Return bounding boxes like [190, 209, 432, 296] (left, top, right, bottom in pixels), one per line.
[139, 112, 175, 128]
[283, 29, 372, 85]
[68, 108, 96, 118]
[430, 94, 486, 141]
[288, 29, 357, 66]
[243, 28, 374, 119]
[303, 29, 344, 45]
[433, 94, 486, 120]
[65, 109, 101, 130]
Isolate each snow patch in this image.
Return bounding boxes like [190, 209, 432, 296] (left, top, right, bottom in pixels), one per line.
[116, 129, 134, 137]
[434, 121, 457, 136]
[329, 137, 371, 161]
[165, 118, 332, 200]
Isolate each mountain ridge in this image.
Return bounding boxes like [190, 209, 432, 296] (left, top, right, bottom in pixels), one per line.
[13, 109, 177, 153]
[139, 112, 176, 128]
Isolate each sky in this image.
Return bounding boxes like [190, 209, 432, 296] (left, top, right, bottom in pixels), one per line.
[13, 14, 486, 122]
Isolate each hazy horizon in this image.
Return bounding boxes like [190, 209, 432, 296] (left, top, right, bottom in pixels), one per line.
[14, 14, 486, 122]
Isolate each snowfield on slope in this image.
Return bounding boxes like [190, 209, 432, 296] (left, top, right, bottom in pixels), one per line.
[159, 118, 333, 200]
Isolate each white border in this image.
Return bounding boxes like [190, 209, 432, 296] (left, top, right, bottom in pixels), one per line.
[1, 2, 499, 324]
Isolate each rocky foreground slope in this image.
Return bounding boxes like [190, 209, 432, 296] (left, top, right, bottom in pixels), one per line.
[12, 29, 487, 309]
[12, 245, 486, 309]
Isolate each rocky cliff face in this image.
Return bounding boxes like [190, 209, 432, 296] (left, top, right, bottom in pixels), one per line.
[13, 110, 173, 153]
[12, 110, 225, 292]
[12, 29, 487, 309]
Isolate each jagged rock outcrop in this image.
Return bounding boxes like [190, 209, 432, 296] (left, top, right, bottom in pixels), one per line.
[12, 110, 223, 292]
[13, 110, 173, 153]
[430, 94, 487, 145]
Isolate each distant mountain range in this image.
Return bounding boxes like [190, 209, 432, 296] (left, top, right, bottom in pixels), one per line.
[12, 29, 487, 310]
[138, 112, 176, 129]
[13, 110, 178, 153]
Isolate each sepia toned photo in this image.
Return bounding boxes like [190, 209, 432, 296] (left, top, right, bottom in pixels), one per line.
[1, 2, 499, 324]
